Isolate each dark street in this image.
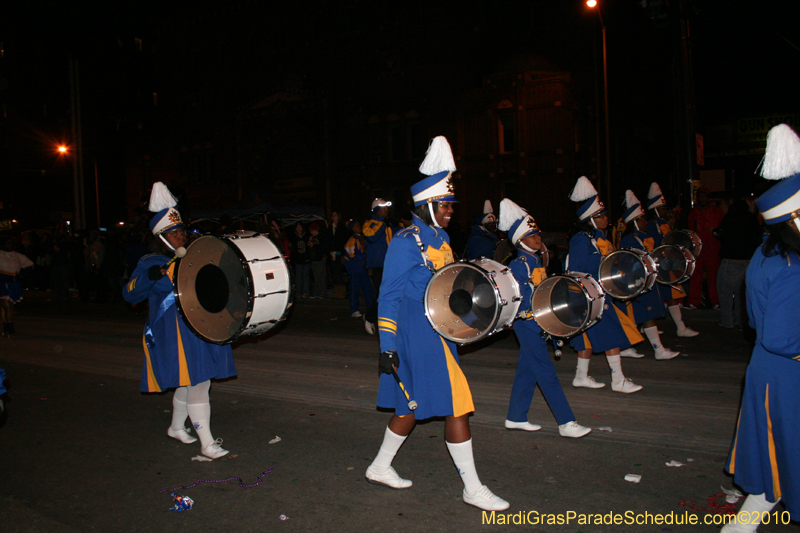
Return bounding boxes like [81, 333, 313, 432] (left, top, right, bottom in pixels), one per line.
[1, 294, 793, 532]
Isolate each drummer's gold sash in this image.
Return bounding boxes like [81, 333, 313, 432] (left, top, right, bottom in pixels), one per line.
[425, 242, 454, 270]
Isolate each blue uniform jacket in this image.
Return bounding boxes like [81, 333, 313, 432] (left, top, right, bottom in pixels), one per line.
[375, 214, 474, 420]
[363, 216, 394, 269]
[464, 225, 500, 260]
[123, 253, 236, 393]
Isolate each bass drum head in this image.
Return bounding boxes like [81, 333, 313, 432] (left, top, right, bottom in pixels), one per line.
[425, 262, 501, 344]
[651, 244, 693, 285]
[598, 250, 648, 300]
[663, 230, 702, 258]
[174, 235, 252, 344]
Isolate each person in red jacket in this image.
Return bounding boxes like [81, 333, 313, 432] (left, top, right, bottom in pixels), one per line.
[686, 187, 724, 308]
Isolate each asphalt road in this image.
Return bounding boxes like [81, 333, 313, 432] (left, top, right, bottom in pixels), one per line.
[0, 294, 795, 532]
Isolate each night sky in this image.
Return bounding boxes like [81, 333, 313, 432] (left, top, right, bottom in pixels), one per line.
[2, 0, 797, 229]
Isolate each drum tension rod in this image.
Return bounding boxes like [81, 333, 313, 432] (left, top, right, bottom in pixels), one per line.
[256, 290, 289, 298]
[249, 256, 281, 263]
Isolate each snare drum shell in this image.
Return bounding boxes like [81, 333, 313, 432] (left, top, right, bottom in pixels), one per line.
[597, 248, 657, 301]
[424, 258, 521, 344]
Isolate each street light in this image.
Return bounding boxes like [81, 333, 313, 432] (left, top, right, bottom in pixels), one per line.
[587, 0, 611, 205]
[58, 145, 68, 154]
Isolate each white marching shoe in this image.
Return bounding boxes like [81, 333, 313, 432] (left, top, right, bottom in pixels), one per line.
[611, 378, 643, 394]
[202, 438, 230, 459]
[167, 426, 198, 444]
[365, 465, 412, 489]
[559, 421, 592, 438]
[677, 326, 699, 337]
[463, 485, 510, 511]
[504, 420, 542, 432]
[654, 346, 680, 360]
[572, 375, 606, 389]
[620, 347, 645, 358]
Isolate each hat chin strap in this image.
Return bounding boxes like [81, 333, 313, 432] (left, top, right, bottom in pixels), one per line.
[589, 217, 598, 230]
[158, 233, 176, 252]
[428, 203, 441, 228]
[519, 241, 538, 254]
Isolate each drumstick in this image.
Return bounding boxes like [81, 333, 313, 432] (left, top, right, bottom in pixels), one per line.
[164, 246, 187, 268]
[390, 368, 418, 411]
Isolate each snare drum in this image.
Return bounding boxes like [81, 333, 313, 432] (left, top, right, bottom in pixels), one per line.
[663, 229, 702, 258]
[173, 231, 293, 344]
[531, 272, 605, 338]
[424, 258, 521, 344]
[650, 244, 696, 286]
[597, 248, 657, 301]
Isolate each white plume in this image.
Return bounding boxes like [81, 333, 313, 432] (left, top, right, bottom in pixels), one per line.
[569, 176, 597, 202]
[419, 136, 456, 176]
[760, 124, 800, 180]
[483, 199, 493, 214]
[148, 182, 178, 213]
[498, 198, 527, 232]
[647, 182, 663, 200]
[625, 189, 641, 209]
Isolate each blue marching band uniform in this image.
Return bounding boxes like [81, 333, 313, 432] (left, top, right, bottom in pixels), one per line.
[123, 182, 235, 460]
[366, 135, 510, 512]
[463, 200, 500, 260]
[722, 124, 800, 531]
[567, 227, 643, 354]
[376, 214, 473, 420]
[645, 182, 699, 337]
[498, 198, 591, 438]
[124, 253, 236, 393]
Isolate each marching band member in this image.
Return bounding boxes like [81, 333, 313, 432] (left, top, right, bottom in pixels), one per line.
[464, 199, 500, 260]
[567, 176, 644, 393]
[362, 198, 395, 335]
[123, 182, 236, 459]
[617, 190, 679, 360]
[723, 124, 800, 532]
[499, 199, 591, 438]
[365, 136, 509, 511]
[343, 219, 374, 318]
[646, 183, 699, 337]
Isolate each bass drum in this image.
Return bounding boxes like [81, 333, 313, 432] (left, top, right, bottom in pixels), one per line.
[493, 238, 517, 266]
[173, 231, 293, 344]
[663, 229, 702, 258]
[650, 244, 696, 286]
[597, 248, 657, 301]
[424, 258, 521, 344]
[531, 272, 605, 338]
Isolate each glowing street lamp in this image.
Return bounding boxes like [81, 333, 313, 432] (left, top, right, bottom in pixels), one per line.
[587, 0, 611, 204]
[57, 145, 68, 154]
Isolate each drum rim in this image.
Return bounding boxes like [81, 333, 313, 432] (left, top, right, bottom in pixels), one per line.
[423, 260, 506, 345]
[173, 234, 256, 345]
[598, 248, 657, 301]
[531, 272, 604, 338]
